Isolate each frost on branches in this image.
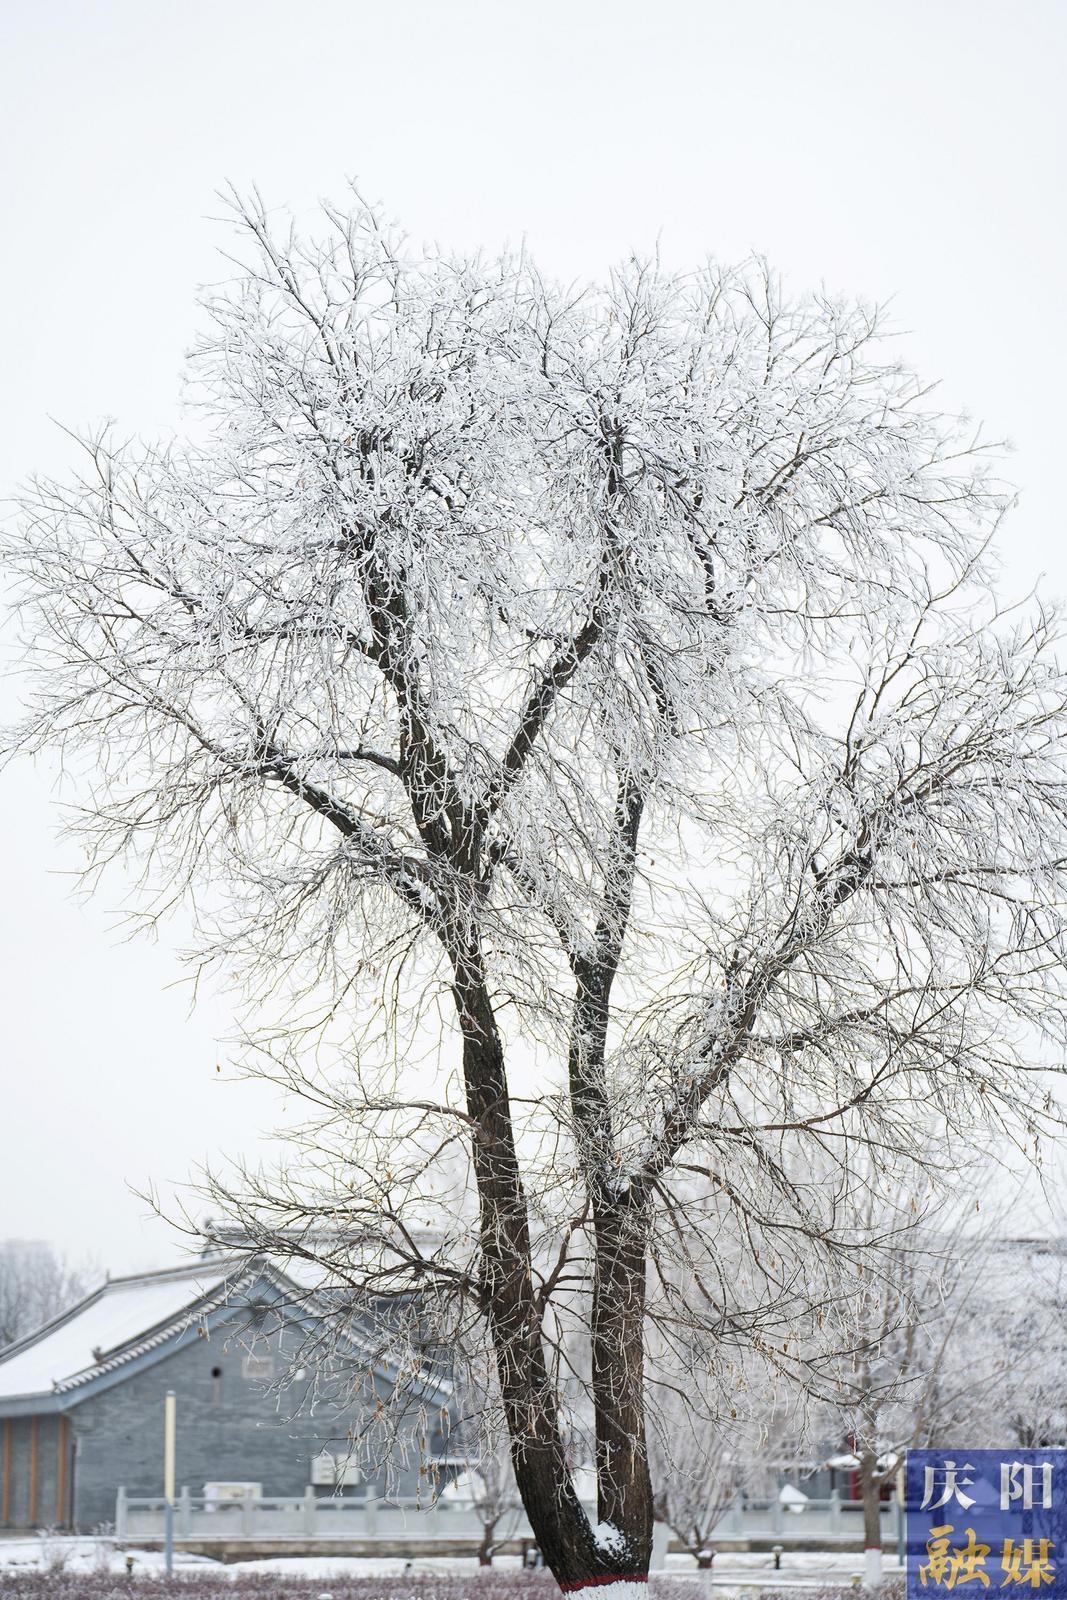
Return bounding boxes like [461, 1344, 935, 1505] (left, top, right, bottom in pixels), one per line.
[7, 190, 1067, 1591]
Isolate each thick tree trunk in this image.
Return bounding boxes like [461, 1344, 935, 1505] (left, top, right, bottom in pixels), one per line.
[590, 1189, 653, 1579]
[478, 1519, 497, 1566]
[453, 955, 608, 1588]
[550, 769, 652, 1591]
[858, 1451, 884, 1585]
[447, 747, 652, 1591]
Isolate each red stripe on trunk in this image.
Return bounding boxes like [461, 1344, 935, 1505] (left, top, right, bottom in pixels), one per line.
[559, 1578, 649, 1592]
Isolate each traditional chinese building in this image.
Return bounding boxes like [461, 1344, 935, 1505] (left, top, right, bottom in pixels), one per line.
[0, 1254, 454, 1531]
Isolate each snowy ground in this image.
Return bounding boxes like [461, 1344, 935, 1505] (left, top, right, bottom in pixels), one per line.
[0, 1535, 905, 1589]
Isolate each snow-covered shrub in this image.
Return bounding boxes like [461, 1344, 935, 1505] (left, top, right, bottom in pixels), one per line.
[33, 1528, 72, 1574]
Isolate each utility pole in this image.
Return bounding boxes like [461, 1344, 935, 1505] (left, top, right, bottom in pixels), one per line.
[163, 1390, 176, 1576]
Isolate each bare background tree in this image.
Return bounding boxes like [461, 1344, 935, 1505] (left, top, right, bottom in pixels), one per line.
[941, 1231, 1067, 1456]
[0, 1239, 90, 1347]
[7, 189, 1067, 1594]
[446, 1334, 528, 1567]
[805, 1172, 1028, 1582]
[648, 1196, 1062, 1581]
[648, 1352, 797, 1570]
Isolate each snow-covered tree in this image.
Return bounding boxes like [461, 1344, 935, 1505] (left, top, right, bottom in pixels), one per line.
[807, 1176, 1025, 1583]
[969, 1235, 1067, 1451]
[447, 1334, 527, 1566]
[648, 1354, 797, 1569]
[0, 1240, 89, 1348]
[7, 189, 1067, 1595]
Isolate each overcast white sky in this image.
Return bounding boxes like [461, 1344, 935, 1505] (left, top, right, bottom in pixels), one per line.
[0, 0, 1064, 1274]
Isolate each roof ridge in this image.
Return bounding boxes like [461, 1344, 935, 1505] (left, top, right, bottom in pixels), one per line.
[0, 1260, 284, 1404]
[0, 1256, 247, 1374]
[0, 1257, 455, 1412]
[103, 1256, 240, 1288]
[53, 1267, 263, 1393]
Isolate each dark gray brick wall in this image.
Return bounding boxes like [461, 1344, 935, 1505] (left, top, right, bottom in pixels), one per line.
[67, 1308, 431, 1529]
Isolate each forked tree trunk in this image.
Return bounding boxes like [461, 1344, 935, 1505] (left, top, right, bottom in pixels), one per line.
[455, 938, 653, 1594]
[454, 968, 603, 1588]
[449, 716, 652, 1593]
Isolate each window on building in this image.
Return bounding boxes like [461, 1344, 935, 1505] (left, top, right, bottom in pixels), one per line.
[242, 1352, 275, 1381]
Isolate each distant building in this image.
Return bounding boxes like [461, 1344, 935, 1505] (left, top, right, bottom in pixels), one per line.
[0, 1255, 454, 1530]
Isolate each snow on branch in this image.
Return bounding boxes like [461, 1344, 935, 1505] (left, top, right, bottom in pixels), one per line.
[6, 187, 1067, 1588]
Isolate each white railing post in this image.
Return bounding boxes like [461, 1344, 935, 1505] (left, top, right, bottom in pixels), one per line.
[830, 1489, 842, 1533]
[179, 1486, 192, 1538]
[303, 1486, 316, 1535]
[896, 1486, 906, 1565]
[242, 1486, 255, 1537]
[115, 1487, 127, 1541]
[364, 1484, 378, 1536]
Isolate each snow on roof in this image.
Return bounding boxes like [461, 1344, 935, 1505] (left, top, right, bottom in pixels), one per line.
[0, 1248, 455, 1410]
[0, 1259, 236, 1401]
